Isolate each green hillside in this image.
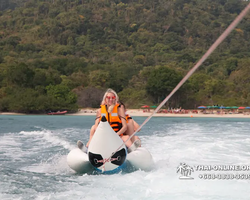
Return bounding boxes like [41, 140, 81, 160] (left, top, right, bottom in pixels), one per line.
[0, 0, 250, 113]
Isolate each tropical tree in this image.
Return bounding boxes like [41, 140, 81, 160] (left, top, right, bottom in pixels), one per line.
[146, 66, 183, 104]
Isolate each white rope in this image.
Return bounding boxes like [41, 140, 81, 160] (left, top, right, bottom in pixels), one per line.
[126, 1, 250, 144]
[104, 2, 250, 169]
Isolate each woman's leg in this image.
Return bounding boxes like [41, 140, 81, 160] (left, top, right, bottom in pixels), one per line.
[120, 135, 141, 153]
[124, 119, 141, 146]
[120, 135, 133, 147]
[125, 119, 137, 143]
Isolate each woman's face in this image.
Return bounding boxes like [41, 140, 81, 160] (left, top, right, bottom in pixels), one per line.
[105, 92, 116, 106]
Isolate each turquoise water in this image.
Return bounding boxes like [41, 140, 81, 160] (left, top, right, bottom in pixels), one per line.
[0, 115, 250, 200]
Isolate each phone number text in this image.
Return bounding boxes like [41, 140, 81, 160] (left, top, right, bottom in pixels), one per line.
[199, 173, 250, 180]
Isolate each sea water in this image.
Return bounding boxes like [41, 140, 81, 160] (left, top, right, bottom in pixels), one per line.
[0, 115, 250, 200]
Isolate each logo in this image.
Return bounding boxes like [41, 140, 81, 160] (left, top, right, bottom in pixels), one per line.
[177, 163, 250, 180]
[176, 163, 194, 180]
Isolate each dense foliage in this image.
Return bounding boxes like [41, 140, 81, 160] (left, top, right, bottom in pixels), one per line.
[0, 0, 250, 113]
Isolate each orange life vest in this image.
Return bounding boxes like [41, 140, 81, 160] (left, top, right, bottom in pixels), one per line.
[100, 104, 122, 133]
[125, 114, 132, 123]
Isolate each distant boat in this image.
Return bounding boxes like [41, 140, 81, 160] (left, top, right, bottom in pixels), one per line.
[47, 111, 67, 115]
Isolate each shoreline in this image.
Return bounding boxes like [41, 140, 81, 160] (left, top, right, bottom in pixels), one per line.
[1, 109, 250, 118]
[0, 108, 250, 118]
[69, 109, 250, 118]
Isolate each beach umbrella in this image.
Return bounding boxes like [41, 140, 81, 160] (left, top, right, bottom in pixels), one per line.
[197, 106, 206, 109]
[231, 106, 238, 109]
[238, 107, 245, 109]
[150, 105, 157, 108]
[225, 106, 232, 109]
[206, 106, 219, 109]
[141, 105, 150, 108]
[220, 106, 226, 109]
[245, 107, 250, 109]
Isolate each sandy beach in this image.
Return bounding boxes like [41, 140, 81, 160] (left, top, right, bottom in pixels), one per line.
[1, 109, 250, 118]
[0, 112, 25, 115]
[67, 109, 250, 118]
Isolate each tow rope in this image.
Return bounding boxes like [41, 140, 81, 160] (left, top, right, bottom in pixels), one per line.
[102, 2, 250, 171]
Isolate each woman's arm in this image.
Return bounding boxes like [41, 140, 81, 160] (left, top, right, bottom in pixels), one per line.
[117, 106, 127, 136]
[93, 109, 101, 128]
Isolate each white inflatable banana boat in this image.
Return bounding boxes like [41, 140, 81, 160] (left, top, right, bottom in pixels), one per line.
[67, 116, 154, 174]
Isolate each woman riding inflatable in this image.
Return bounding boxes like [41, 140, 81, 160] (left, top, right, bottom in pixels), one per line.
[78, 88, 139, 153]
